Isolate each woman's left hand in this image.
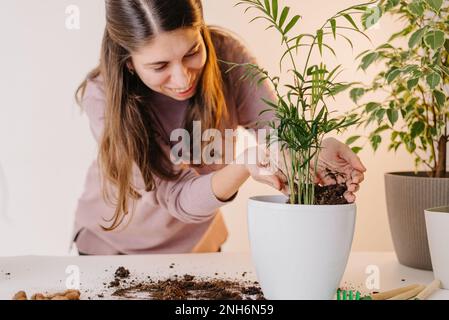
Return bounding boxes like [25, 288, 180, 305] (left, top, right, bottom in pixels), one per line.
[314, 138, 366, 203]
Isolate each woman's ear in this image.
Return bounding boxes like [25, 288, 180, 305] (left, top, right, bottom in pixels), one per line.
[126, 60, 135, 74]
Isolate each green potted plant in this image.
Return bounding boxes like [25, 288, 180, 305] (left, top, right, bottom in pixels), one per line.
[348, 0, 449, 270]
[232, 0, 373, 299]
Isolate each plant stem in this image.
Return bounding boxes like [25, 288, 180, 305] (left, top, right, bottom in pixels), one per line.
[436, 134, 447, 177]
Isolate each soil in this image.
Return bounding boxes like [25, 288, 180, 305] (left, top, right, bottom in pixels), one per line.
[106, 267, 264, 300]
[115, 266, 130, 278]
[288, 169, 349, 205]
[314, 183, 348, 205]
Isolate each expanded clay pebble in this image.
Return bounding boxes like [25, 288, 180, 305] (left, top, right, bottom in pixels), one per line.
[13, 289, 81, 301]
[13, 291, 27, 300]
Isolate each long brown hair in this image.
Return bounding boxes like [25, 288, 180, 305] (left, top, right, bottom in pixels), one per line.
[75, 0, 228, 231]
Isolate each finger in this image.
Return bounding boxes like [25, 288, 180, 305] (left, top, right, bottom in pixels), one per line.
[336, 174, 346, 185]
[346, 183, 360, 193]
[344, 191, 356, 203]
[351, 170, 365, 184]
[275, 170, 288, 184]
[340, 145, 367, 172]
[280, 183, 289, 196]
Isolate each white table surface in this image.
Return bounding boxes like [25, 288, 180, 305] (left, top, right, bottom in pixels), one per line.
[0, 251, 447, 300]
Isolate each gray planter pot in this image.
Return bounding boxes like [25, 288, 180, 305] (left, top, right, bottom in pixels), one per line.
[385, 172, 449, 270]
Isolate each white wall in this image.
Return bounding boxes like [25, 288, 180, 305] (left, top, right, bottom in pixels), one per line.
[0, 0, 443, 256]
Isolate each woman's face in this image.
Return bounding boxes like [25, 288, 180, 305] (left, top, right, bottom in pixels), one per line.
[129, 27, 207, 101]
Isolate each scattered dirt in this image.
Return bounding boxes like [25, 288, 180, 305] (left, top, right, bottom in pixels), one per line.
[12, 267, 263, 301]
[108, 266, 130, 288]
[104, 267, 264, 300]
[115, 266, 130, 278]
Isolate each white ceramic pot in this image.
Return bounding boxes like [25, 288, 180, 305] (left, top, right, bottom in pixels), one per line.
[425, 206, 449, 289]
[247, 195, 356, 300]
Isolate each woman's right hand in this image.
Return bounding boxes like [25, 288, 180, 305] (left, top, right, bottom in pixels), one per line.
[239, 146, 289, 194]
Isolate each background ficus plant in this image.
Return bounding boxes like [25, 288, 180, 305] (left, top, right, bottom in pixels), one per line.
[230, 0, 374, 204]
[348, 0, 449, 178]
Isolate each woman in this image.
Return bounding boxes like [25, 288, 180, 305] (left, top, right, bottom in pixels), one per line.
[72, 0, 366, 255]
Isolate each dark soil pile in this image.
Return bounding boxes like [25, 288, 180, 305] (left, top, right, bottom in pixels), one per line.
[314, 183, 348, 205]
[115, 267, 130, 278]
[107, 268, 264, 300]
[287, 169, 349, 205]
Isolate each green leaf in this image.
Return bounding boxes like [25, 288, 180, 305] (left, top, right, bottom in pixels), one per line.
[264, 0, 271, 14]
[350, 88, 365, 103]
[408, 27, 427, 48]
[434, 89, 445, 107]
[317, 29, 323, 55]
[360, 52, 379, 71]
[374, 124, 390, 135]
[424, 30, 445, 50]
[391, 131, 399, 141]
[376, 108, 386, 122]
[376, 43, 394, 50]
[284, 15, 300, 34]
[387, 69, 402, 84]
[401, 64, 419, 74]
[330, 83, 351, 95]
[370, 135, 382, 151]
[426, 0, 443, 11]
[351, 146, 363, 154]
[387, 109, 399, 126]
[389, 25, 414, 42]
[362, 6, 382, 30]
[386, 0, 400, 10]
[330, 19, 337, 39]
[406, 141, 417, 153]
[346, 135, 361, 145]
[342, 13, 359, 30]
[407, 78, 419, 90]
[411, 121, 425, 138]
[408, 0, 425, 16]
[272, 0, 278, 21]
[426, 72, 441, 89]
[278, 7, 290, 28]
[366, 102, 381, 113]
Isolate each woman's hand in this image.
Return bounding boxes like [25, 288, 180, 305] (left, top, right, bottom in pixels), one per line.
[240, 146, 289, 194]
[230, 140, 366, 203]
[314, 138, 366, 203]
[211, 146, 288, 202]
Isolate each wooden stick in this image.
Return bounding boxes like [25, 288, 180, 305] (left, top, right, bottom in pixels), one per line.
[414, 279, 441, 300]
[388, 285, 426, 300]
[371, 284, 420, 300]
